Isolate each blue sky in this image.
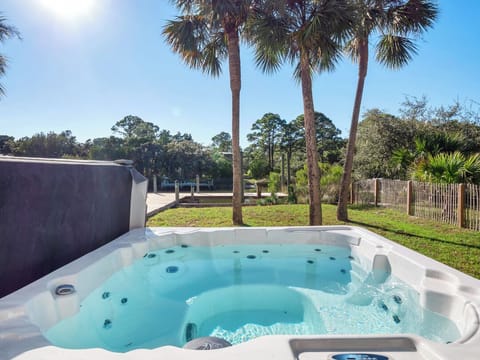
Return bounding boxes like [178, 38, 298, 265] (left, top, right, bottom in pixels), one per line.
[1, 0, 479, 147]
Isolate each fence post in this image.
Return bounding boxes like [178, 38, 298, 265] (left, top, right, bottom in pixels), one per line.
[407, 180, 413, 216]
[153, 175, 157, 193]
[196, 174, 200, 193]
[374, 178, 380, 206]
[175, 180, 179, 204]
[458, 183, 465, 228]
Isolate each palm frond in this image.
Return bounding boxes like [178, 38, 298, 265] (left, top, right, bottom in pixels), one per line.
[314, 37, 344, 72]
[392, 147, 415, 168]
[292, 61, 305, 83]
[414, 151, 480, 184]
[463, 153, 480, 184]
[163, 16, 203, 53]
[201, 33, 226, 76]
[254, 45, 284, 74]
[169, 0, 194, 14]
[303, 7, 323, 40]
[248, 0, 355, 79]
[375, 34, 417, 69]
[0, 15, 21, 42]
[345, 0, 437, 70]
[0, 14, 21, 99]
[162, 15, 227, 76]
[344, 37, 361, 63]
[248, 11, 289, 74]
[0, 55, 6, 76]
[385, 0, 439, 35]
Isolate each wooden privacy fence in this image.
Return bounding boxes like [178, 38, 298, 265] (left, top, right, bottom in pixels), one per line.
[352, 179, 480, 231]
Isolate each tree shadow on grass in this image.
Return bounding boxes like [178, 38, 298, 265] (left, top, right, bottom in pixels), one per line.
[348, 219, 480, 251]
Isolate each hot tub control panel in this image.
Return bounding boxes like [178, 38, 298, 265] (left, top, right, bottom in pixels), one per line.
[330, 354, 390, 360]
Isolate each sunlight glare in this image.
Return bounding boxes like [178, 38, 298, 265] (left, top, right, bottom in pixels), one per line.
[38, 0, 96, 21]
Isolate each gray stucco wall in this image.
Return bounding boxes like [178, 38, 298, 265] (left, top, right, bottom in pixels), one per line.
[0, 157, 146, 298]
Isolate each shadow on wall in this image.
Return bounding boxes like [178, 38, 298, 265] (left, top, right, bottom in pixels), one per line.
[0, 157, 147, 298]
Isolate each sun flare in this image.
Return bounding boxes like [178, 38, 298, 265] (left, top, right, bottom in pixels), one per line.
[38, 0, 96, 21]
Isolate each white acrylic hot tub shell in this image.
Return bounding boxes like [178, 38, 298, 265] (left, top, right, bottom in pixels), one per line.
[0, 226, 479, 360]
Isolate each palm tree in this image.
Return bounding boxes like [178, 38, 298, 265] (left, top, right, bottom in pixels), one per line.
[163, 0, 255, 225]
[0, 13, 20, 98]
[337, 0, 438, 221]
[249, 0, 353, 225]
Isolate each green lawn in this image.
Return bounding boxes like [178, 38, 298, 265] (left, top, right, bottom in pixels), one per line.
[147, 204, 480, 279]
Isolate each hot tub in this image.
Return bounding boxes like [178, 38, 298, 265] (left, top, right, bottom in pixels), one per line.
[1, 226, 479, 360]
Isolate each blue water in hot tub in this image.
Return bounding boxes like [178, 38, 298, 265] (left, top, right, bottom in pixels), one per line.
[45, 244, 460, 352]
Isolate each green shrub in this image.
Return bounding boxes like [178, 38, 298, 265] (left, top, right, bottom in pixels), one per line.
[247, 157, 269, 179]
[294, 162, 343, 203]
[287, 185, 297, 204]
[320, 163, 343, 203]
[268, 172, 281, 194]
[295, 167, 309, 203]
[257, 193, 279, 206]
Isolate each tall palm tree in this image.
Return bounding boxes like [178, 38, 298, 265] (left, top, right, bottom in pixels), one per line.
[0, 13, 20, 98]
[163, 0, 255, 225]
[249, 0, 353, 225]
[337, 0, 438, 221]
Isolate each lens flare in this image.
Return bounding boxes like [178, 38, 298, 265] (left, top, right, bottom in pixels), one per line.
[38, 0, 96, 21]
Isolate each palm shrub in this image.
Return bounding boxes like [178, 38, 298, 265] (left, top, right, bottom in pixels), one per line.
[391, 148, 416, 179]
[413, 152, 480, 222]
[392, 131, 472, 180]
[464, 154, 480, 184]
[413, 152, 480, 184]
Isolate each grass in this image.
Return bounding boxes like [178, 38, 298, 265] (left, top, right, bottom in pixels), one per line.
[147, 204, 480, 279]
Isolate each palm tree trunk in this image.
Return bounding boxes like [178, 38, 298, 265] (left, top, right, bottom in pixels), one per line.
[227, 29, 243, 225]
[337, 39, 368, 221]
[300, 53, 322, 225]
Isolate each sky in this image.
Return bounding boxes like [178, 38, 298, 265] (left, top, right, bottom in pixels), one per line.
[0, 0, 479, 148]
